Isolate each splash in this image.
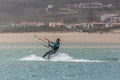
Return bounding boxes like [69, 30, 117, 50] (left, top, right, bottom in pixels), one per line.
[51, 53, 108, 62]
[20, 55, 45, 61]
[20, 53, 108, 63]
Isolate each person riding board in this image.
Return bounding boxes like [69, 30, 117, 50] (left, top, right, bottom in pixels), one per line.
[42, 38, 61, 59]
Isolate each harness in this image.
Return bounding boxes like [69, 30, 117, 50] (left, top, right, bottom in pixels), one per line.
[50, 42, 60, 52]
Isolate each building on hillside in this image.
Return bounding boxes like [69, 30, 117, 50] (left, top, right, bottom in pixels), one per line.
[46, 4, 54, 13]
[73, 22, 113, 32]
[19, 21, 27, 27]
[19, 21, 45, 27]
[101, 14, 120, 23]
[89, 22, 113, 28]
[10, 23, 20, 27]
[79, 2, 103, 9]
[49, 22, 65, 27]
[65, 24, 74, 29]
[66, 2, 113, 9]
[73, 22, 107, 28]
[36, 22, 45, 26]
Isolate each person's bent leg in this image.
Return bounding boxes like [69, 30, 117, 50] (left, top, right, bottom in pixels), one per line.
[48, 51, 55, 59]
[42, 50, 52, 58]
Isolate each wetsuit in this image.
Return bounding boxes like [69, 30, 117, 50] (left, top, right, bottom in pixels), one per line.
[42, 41, 60, 59]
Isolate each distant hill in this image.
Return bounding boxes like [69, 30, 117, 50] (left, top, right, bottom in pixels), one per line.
[0, 0, 119, 23]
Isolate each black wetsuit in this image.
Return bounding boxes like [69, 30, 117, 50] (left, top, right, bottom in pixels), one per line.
[42, 41, 60, 59]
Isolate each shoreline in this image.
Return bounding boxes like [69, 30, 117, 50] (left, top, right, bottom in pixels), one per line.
[0, 32, 119, 43]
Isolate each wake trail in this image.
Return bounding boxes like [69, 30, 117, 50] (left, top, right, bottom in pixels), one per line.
[20, 53, 109, 63]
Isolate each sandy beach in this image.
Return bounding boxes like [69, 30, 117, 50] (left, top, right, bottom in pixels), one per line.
[0, 32, 119, 43]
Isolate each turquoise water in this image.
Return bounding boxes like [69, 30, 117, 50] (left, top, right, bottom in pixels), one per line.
[0, 43, 120, 80]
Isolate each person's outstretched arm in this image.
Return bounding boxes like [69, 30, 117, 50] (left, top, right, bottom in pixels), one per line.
[44, 38, 51, 47]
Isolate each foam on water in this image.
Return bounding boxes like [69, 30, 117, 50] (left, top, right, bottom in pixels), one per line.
[20, 55, 45, 61]
[20, 53, 108, 62]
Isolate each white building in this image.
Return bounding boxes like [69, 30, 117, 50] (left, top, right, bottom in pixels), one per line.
[101, 14, 120, 23]
[49, 22, 65, 27]
[66, 2, 113, 9]
[73, 22, 113, 29]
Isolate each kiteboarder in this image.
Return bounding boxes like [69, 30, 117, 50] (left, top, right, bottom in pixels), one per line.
[42, 38, 61, 59]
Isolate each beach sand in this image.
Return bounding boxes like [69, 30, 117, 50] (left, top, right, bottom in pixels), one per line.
[0, 32, 119, 43]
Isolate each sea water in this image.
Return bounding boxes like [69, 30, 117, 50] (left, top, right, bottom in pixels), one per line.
[0, 43, 120, 80]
